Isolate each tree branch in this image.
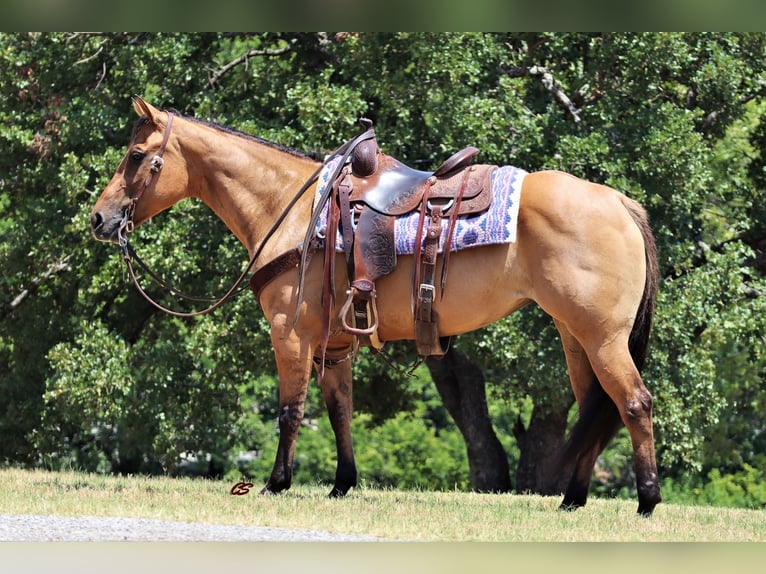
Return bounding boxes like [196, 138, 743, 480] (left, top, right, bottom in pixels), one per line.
[208, 45, 293, 87]
[505, 65, 582, 124]
[4, 255, 72, 318]
[702, 91, 763, 132]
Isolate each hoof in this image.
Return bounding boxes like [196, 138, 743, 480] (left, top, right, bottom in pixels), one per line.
[637, 498, 660, 517]
[328, 471, 357, 498]
[328, 484, 353, 498]
[559, 495, 586, 511]
[260, 480, 290, 495]
[637, 483, 662, 516]
[637, 506, 654, 517]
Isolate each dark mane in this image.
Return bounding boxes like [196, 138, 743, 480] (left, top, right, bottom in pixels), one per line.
[130, 109, 319, 160]
[180, 112, 318, 160]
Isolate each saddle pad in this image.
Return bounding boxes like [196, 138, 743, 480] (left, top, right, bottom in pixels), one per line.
[314, 158, 526, 255]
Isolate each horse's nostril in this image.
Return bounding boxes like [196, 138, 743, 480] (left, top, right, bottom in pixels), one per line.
[91, 211, 103, 230]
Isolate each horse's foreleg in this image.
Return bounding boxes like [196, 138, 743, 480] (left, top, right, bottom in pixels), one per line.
[261, 397, 305, 494]
[317, 347, 358, 498]
[260, 330, 314, 495]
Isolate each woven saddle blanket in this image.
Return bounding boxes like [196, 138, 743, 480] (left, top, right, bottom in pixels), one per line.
[314, 158, 526, 255]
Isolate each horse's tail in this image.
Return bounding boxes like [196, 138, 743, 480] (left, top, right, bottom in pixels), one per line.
[620, 195, 659, 372]
[559, 194, 659, 485]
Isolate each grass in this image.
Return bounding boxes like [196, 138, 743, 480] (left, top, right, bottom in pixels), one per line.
[1, 467, 764, 542]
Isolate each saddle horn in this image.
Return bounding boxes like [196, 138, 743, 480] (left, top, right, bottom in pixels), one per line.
[351, 118, 379, 177]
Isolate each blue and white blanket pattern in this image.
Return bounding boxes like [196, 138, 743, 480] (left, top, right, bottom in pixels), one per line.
[314, 157, 526, 255]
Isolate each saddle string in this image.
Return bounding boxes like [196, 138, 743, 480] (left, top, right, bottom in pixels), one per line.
[438, 166, 472, 297]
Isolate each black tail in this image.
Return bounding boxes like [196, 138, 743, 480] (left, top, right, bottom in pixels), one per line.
[560, 196, 659, 477]
[622, 197, 659, 372]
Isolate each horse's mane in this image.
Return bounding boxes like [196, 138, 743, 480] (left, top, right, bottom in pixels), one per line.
[130, 110, 321, 161]
[179, 111, 320, 160]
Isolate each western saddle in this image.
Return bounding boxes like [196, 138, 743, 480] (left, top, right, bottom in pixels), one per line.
[251, 119, 497, 367]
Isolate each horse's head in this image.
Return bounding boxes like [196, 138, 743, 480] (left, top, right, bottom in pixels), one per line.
[91, 96, 187, 243]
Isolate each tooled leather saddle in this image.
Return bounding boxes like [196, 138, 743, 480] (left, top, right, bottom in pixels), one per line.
[316, 119, 497, 361]
[251, 119, 497, 367]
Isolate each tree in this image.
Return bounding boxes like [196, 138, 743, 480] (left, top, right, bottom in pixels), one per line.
[1, 33, 764, 507]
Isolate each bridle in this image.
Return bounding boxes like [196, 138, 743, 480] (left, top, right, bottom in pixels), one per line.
[116, 110, 262, 317]
[113, 110, 369, 318]
[115, 110, 320, 318]
[117, 112, 175, 249]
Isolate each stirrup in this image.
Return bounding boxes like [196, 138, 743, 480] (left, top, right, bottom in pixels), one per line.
[339, 287, 379, 336]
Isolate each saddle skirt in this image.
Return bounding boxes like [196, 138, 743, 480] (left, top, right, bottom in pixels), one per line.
[315, 157, 526, 255]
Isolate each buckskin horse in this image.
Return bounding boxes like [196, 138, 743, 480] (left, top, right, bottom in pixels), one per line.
[91, 97, 662, 515]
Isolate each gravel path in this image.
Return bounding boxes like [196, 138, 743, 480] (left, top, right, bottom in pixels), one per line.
[0, 513, 384, 542]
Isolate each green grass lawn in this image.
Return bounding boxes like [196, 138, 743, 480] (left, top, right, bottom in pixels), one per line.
[1, 468, 764, 542]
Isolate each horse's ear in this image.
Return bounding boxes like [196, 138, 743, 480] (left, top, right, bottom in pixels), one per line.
[131, 95, 163, 125]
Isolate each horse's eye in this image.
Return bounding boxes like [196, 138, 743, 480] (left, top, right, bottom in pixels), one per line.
[130, 150, 145, 162]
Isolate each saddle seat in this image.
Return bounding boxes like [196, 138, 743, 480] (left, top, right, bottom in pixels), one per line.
[348, 146, 482, 216]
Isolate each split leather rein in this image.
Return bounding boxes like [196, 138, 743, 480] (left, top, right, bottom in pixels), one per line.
[116, 112, 376, 318]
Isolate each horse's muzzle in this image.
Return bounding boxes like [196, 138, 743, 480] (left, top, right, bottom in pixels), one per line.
[90, 209, 121, 243]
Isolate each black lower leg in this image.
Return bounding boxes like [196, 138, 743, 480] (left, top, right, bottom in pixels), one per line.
[261, 401, 303, 494]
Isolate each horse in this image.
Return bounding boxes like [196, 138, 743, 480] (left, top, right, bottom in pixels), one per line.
[90, 97, 662, 516]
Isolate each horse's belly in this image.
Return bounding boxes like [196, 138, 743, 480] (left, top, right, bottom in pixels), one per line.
[373, 243, 527, 341]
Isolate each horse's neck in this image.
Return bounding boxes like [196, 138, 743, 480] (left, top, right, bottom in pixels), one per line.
[184, 123, 319, 260]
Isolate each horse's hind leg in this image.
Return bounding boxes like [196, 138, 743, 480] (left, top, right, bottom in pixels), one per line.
[316, 343, 358, 498]
[554, 321, 623, 511]
[584, 338, 661, 515]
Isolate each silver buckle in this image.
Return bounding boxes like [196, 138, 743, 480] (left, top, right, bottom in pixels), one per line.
[418, 283, 435, 302]
[150, 155, 164, 173]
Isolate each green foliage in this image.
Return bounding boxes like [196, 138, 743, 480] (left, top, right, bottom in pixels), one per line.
[243, 411, 471, 492]
[662, 465, 766, 509]
[461, 307, 573, 417]
[353, 412, 470, 491]
[2, 33, 765, 508]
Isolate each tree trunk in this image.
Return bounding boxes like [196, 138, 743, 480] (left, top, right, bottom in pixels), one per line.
[426, 348, 511, 493]
[513, 401, 574, 495]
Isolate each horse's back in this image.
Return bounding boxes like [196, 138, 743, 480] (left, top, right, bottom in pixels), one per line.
[520, 170, 640, 230]
[518, 170, 647, 270]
